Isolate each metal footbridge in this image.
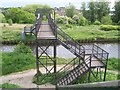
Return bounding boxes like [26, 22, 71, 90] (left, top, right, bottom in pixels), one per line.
[23, 8, 109, 86]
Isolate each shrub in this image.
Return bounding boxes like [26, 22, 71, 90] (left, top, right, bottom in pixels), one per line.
[56, 16, 68, 24]
[68, 18, 76, 24]
[14, 42, 32, 53]
[118, 20, 120, 25]
[101, 15, 112, 25]
[94, 20, 101, 25]
[100, 25, 120, 31]
[72, 15, 79, 24]
[78, 16, 88, 26]
[65, 24, 72, 28]
[7, 19, 13, 26]
[108, 58, 120, 71]
[2, 43, 35, 75]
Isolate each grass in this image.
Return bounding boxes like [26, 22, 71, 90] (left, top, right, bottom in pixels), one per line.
[59, 25, 119, 40]
[1, 23, 119, 42]
[0, 23, 33, 41]
[0, 83, 21, 88]
[108, 58, 120, 71]
[75, 71, 118, 84]
[2, 42, 36, 75]
[33, 70, 118, 85]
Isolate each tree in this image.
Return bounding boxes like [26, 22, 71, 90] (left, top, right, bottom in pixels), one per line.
[81, 2, 87, 18]
[3, 8, 35, 24]
[65, 4, 76, 18]
[22, 4, 51, 13]
[7, 19, 13, 25]
[113, 1, 120, 23]
[88, 1, 96, 23]
[101, 15, 112, 25]
[0, 13, 6, 23]
[95, 1, 110, 22]
[78, 15, 88, 26]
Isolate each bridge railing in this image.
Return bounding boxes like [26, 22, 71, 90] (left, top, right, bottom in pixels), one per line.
[55, 57, 80, 83]
[92, 44, 109, 66]
[85, 44, 109, 66]
[48, 14, 85, 60]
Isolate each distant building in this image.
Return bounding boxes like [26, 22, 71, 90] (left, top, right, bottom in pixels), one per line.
[54, 7, 65, 16]
[54, 7, 81, 16]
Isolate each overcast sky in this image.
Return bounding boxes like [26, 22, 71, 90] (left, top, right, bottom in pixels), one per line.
[0, 0, 115, 9]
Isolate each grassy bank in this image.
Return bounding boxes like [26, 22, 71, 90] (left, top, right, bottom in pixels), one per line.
[2, 43, 36, 75]
[1, 23, 32, 42]
[108, 58, 120, 71]
[0, 83, 21, 88]
[1, 23, 119, 43]
[60, 25, 119, 41]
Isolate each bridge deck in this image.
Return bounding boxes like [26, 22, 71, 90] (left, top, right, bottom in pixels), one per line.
[37, 23, 56, 40]
[85, 55, 104, 68]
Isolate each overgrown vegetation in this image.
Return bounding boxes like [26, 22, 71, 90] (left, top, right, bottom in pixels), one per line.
[100, 25, 120, 31]
[33, 70, 118, 85]
[108, 58, 120, 71]
[59, 25, 119, 40]
[2, 42, 35, 75]
[0, 83, 21, 88]
[0, 23, 32, 41]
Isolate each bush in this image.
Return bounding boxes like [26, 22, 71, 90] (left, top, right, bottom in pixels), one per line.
[14, 42, 32, 53]
[68, 18, 76, 24]
[78, 16, 88, 26]
[56, 16, 68, 24]
[65, 24, 72, 28]
[108, 58, 120, 71]
[2, 43, 35, 75]
[100, 25, 120, 31]
[7, 19, 13, 26]
[101, 15, 112, 25]
[94, 20, 101, 25]
[72, 15, 79, 24]
[118, 20, 120, 25]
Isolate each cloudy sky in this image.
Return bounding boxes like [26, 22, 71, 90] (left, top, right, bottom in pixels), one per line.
[0, 0, 115, 9]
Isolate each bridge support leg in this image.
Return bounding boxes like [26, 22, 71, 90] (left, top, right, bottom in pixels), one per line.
[54, 39, 57, 74]
[88, 70, 91, 82]
[103, 66, 107, 81]
[36, 41, 39, 81]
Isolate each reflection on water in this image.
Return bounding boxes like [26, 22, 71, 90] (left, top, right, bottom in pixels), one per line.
[1, 43, 119, 58]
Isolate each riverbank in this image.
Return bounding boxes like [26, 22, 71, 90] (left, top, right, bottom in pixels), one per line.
[1, 38, 120, 45]
[1, 23, 119, 44]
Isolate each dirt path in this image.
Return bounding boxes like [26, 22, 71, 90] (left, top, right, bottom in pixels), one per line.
[0, 65, 64, 88]
[0, 65, 118, 88]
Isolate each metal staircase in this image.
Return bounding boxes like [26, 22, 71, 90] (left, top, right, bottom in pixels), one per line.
[48, 14, 92, 85]
[57, 57, 91, 86]
[23, 8, 108, 86]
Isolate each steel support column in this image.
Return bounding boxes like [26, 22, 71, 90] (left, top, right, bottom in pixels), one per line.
[36, 41, 39, 81]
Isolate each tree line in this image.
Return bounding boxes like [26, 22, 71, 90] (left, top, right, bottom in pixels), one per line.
[81, 1, 120, 24]
[1, 1, 120, 25]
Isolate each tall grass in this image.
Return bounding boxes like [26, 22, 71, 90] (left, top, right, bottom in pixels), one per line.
[2, 43, 35, 75]
[60, 25, 119, 40]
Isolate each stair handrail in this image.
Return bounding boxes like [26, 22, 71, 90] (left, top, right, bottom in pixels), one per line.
[56, 58, 80, 79]
[48, 16, 85, 59]
[92, 44, 109, 65]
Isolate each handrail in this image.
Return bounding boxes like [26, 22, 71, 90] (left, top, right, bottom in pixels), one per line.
[92, 44, 109, 65]
[48, 14, 85, 59]
[56, 57, 79, 82]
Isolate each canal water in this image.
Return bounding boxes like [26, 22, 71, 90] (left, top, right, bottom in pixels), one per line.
[1, 43, 119, 58]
